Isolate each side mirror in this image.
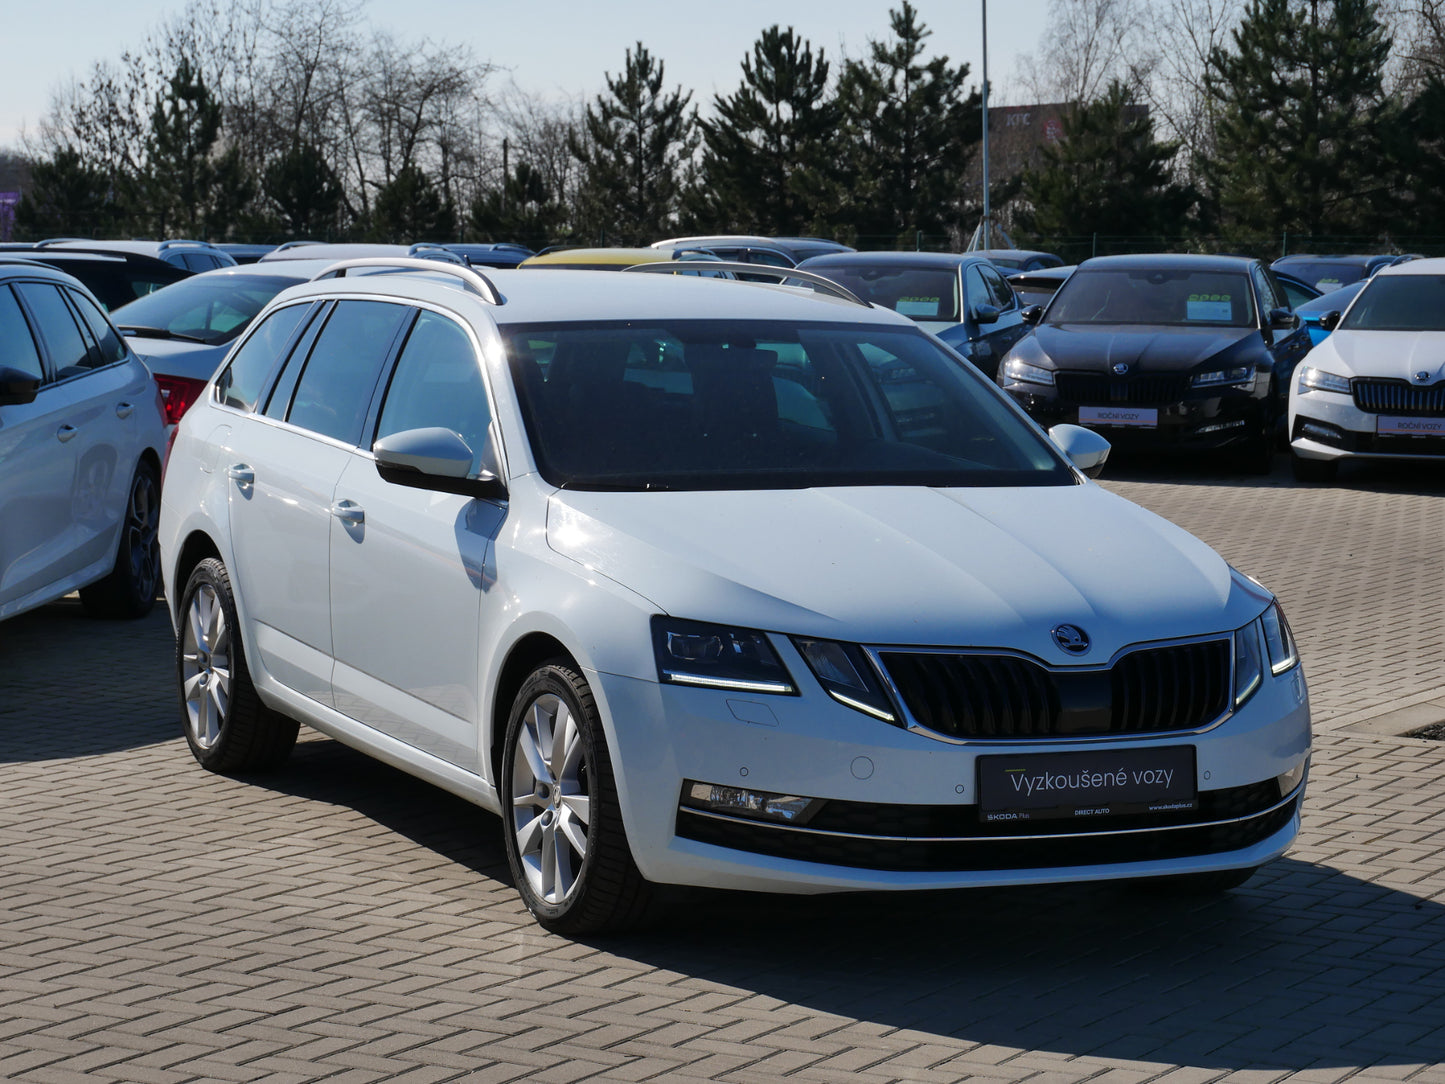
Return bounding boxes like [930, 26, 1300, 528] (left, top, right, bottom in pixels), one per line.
[1020, 305, 1043, 326]
[373, 426, 507, 500]
[1048, 423, 1111, 479]
[0, 366, 41, 408]
[1319, 310, 1342, 332]
[973, 303, 1001, 326]
[1268, 307, 1298, 330]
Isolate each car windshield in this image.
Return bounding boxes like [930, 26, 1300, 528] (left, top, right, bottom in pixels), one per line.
[1278, 261, 1368, 290]
[804, 265, 961, 322]
[504, 320, 1073, 491]
[110, 275, 299, 344]
[1046, 269, 1256, 328]
[1339, 275, 1445, 331]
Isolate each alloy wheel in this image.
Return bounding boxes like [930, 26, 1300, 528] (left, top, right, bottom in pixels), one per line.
[181, 583, 231, 749]
[510, 692, 591, 905]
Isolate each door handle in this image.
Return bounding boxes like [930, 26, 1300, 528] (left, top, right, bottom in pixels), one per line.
[115, 402, 135, 419]
[227, 463, 254, 486]
[330, 500, 364, 525]
[56, 424, 78, 443]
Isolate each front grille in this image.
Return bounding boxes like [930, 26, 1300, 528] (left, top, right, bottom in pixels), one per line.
[878, 639, 1231, 740]
[676, 785, 1298, 873]
[1055, 371, 1190, 404]
[1352, 379, 1445, 417]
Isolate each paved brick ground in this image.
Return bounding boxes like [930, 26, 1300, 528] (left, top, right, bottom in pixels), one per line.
[2, 458, 1443, 1083]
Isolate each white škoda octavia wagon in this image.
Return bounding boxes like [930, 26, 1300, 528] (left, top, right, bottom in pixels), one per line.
[159, 259, 1311, 933]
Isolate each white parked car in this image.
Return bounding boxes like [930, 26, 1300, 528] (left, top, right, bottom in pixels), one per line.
[0, 263, 168, 621]
[159, 258, 1311, 934]
[1289, 257, 1445, 481]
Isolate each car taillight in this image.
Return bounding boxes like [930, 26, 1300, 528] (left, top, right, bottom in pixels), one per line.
[154, 374, 208, 426]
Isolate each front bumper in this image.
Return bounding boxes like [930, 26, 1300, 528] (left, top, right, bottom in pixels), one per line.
[1002, 379, 1269, 454]
[1290, 388, 1445, 462]
[590, 647, 1311, 894]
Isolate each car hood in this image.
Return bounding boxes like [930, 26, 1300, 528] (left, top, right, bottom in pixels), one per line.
[1314, 330, 1445, 382]
[1035, 324, 1259, 371]
[546, 485, 1266, 663]
[124, 337, 230, 382]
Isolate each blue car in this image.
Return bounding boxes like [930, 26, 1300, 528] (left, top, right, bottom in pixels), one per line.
[1271, 253, 1412, 292]
[796, 251, 1027, 377]
[1293, 282, 1367, 348]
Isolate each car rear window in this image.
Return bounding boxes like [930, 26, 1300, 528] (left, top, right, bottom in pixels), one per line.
[805, 264, 961, 322]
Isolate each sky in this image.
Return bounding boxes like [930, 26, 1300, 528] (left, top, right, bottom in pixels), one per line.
[0, 0, 1054, 149]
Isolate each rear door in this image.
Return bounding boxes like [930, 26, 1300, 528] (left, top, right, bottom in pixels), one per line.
[224, 298, 409, 703]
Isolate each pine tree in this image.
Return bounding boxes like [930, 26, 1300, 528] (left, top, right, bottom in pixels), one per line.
[570, 44, 698, 244]
[1019, 82, 1197, 243]
[368, 164, 454, 242]
[264, 143, 346, 239]
[1393, 76, 1445, 231]
[143, 56, 222, 237]
[468, 162, 565, 246]
[1205, 0, 1396, 242]
[14, 149, 115, 239]
[835, 3, 981, 245]
[693, 26, 841, 236]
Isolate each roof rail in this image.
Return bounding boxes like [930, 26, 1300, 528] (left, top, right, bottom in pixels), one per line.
[157, 239, 220, 252]
[621, 260, 870, 308]
[274, 240, 322, 252]
[35, 237, 93, 247]
[406, 242, 467, 265]
[311, 258, 503, 305]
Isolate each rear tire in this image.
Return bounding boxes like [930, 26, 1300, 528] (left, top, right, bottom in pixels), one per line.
[178, 557, 298, 772]
[79, 459, 161, 618]
[502, 660, 654, 934]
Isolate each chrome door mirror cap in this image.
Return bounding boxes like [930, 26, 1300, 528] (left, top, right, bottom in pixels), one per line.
[1048, 423, 1111, 479]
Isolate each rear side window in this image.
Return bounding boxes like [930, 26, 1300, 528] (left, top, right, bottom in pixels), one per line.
[15, 283, 92, 376]
[217, 303, 312, 412]
[67, 289, 128, 365]
[0, 286, 44, 382]
[285, 300, 409, 444]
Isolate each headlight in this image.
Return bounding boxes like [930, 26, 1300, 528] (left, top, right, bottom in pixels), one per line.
[1191, 366, 1254, 388]
[1299, 366, 1351, 394]
[1233, 620, 1264, 708]
[1233, 598, 1300, 708]
[792, 638, 898, 722]
[1260, 599, 1300, 675]
[1002, 358, 1055, 386]
[652, 618, 795, 694]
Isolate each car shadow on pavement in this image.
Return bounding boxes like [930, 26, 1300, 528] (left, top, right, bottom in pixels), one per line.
[239, 734, 1445, 1074]
[0, 599, 177, 761]
[599, 862, 1445, 1073]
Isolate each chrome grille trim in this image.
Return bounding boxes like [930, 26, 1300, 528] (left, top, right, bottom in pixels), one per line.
[1054, 371, 1191, 404]
[1351, 378, 1445, 417]
[865, 635, 1235, 746]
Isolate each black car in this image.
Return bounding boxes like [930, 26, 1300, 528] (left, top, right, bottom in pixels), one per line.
[0, 248, 189, 310]
[997, 254, 1312, 472]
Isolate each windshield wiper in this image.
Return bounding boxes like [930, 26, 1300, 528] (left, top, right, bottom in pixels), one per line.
[118, 325, 211, 344]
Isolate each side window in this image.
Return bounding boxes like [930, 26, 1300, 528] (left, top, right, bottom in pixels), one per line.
[980, 265, 1017, 310]
[1252, 266, 1283, 315]
[15, 283, 92, 377]
[285, 300, 409, 444]
[67, 289, 128, 366]
[0, 286, 44, 382]
[376, 311, 492, 472]
[217, 302, 312, 412]
[964, 265, 991, 319]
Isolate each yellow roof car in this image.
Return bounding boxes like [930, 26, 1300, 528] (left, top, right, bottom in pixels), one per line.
[518, 247, 732, 276]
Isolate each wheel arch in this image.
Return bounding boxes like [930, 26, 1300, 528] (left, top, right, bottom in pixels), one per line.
[171, 530, 223, 623]
[488, 632, 577, 787]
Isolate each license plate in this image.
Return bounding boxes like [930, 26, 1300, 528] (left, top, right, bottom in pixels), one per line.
[977, 746, 1196, 823]
[1376, 416, 1445, 437]
[1079, 406, 1158, 428]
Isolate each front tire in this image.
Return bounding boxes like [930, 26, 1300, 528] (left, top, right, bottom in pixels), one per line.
[79, 459, 161, 618]
[502, 661, 653, 934]
[178, 557, 298, 772]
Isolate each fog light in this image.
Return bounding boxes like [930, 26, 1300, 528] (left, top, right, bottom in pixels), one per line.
[1275, 759, 1308, 797]
[683, 781, 823, 824]
[1196, 419, 1247, 435]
